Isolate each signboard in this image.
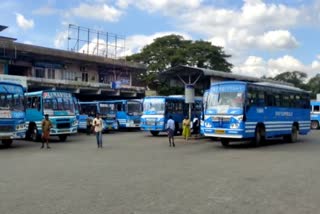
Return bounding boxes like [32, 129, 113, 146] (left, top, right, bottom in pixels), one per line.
[185, 84, 195, 103]
[0, 74, 27, 89]
[43, 91, 72, 98]
[112, 81, 121, 89]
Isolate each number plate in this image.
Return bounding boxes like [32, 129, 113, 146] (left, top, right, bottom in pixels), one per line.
[215, 129, 225, 134]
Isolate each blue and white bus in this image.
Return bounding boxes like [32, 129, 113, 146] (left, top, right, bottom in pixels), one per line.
[78, 101, 116, 132]
[203, 81, 310, 147]
[140, 96, 202, 136]
[25, 91, 78, 142]
[0, 82, 26, 147]
[311, 100, 320, 129]
[108, 99, 142, 129]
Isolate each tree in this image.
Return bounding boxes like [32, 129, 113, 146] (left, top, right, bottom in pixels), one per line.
[307, 74, 320, 99]
[126, 34, 232, 91]
[272, 71, 308, 89]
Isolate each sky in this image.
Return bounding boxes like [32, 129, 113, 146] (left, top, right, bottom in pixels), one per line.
[1, 0, 320, 79]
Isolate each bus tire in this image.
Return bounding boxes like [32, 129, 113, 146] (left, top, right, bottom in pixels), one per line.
[253, 126, 265, 147]
[150, 131, 159, 136]
[311, 121, 319, 129]
[59, 135, 68, 142]
[2, 139, 13, 147]
[285, 125, 298, 143]
[221, 138, 229, 147]
[30, 126, 40, 142]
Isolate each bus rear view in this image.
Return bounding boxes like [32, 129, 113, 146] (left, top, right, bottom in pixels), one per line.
[204, 81, 310, 147]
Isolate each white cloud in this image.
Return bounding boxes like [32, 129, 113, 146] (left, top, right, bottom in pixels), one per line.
[177, 0, 301, 52]
[233, 55, 320, 79]
[116, 0, 202, 14]
[54, 31, 69, 48]
[15, 13, 34, 30]
[257, 30, 298, 50]
[70, 3, 122, 22]
[125, 32, 192, 55]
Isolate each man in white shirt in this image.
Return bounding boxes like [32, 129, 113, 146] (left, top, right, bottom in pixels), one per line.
[166, 115, 175, 147]
[93, 113, 103, 148]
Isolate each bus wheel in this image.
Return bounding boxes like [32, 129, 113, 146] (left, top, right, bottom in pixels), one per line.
[285, 125, 298, 143]
[30, 126, 40, 142]
[311, 121, 319, 129]
[150, 131, 159, 136]
[2, 139, 12, 147]
[59, 135, 68, 142]
[221, 139, 229, 147]
[253, 126, 265, 147]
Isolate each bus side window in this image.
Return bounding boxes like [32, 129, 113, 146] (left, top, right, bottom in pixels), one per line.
[314, 106, 320, 112]
[257, 91, 265, 107]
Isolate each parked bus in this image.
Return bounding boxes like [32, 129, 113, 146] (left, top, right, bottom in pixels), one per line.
[78, 101, 116, 132]
[140, 96, 202, 136]
[25, 90, 78, 142]
[311, 100, 320, 129]
[203, 81, 310, 147]
[107, 99, 142, 129]
[0, 82, 26, 147]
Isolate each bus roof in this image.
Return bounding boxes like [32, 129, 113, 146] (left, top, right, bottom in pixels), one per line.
[0, 81, 24, 93]
[252, 82, 307, 92]
[210, 81, 308, 93]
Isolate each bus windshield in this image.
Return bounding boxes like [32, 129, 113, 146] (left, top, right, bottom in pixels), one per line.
[0, 93, 24, 111]
[43, 97, 75, 115]
[206, 91, 244, 114]
[143, 98, 165, 115]
[80, 103, 98, 117]
[128, 102, 142, 115]
[99, 103, 116, 115]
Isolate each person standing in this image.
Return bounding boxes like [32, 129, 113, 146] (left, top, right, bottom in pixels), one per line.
[166, 115, 175, 147]
[192, 115, 200, 137]
[86, 116, 92, 135]
[41, 114, 52, 149]
[182, 116, 191, 143]
[93, 114, 103, 148]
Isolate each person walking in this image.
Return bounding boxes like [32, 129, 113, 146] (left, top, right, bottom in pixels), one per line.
[93, 113, 103, 148]
[166, 115, 175, 147]
[182, 116, 191, 143]
[41, 114, 52, 149]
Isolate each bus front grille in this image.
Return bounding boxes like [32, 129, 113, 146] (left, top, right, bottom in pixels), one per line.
[0, 125, 14, 132]
[57, 123, 70, 129]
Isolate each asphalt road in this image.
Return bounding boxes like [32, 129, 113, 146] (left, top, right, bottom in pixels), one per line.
[1, 130, 320, 214]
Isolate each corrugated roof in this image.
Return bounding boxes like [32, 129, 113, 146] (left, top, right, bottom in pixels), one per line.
[162, 65, 292, 86]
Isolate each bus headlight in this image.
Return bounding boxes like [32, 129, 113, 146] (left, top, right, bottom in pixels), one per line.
[72, 120, 78, 126]
[16, 124, 26, 130]
[230, 123, 240, 129]
[205, 122, 212, 128]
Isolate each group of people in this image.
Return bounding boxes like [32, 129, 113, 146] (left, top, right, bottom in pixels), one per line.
[41, 114, 104, 149]
[41, 114, 199, 149]
[166, 115, 200, 148]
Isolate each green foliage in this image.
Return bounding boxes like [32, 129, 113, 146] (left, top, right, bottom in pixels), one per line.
[126, 34, 233, 91]
[306, 74, 320, 99]
[272, 71, 308, 89]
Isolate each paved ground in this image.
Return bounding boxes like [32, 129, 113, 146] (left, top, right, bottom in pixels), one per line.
[1, 130, 320, 214]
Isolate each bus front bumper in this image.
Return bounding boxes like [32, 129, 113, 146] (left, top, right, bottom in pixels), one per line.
[0, 131, 26, 139]
[50, 127, 78, 135]
[204, 128, 243, 139]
